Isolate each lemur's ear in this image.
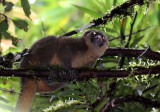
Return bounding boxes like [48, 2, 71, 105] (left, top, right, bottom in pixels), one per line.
[83, 30, 92, 37]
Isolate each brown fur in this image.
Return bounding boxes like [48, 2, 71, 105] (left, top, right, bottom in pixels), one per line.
[51, 54, 59, 65]
[15, 30, 108, 112]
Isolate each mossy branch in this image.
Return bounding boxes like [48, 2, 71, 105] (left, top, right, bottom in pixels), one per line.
[0, 65, 160, 80]
[62, 0, 155, 36]
[1, 47, 160, 68]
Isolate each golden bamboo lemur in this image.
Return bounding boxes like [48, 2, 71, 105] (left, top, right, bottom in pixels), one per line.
[15, 30, 108, 112]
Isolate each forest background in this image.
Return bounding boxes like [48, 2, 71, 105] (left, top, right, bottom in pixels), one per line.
[0, 0, 160, 112]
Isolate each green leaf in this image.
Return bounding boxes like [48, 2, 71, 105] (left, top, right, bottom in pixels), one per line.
[2, 32, 19, 46]
[72, 4, 101, 18]
[21, 0, 31, 18]
[113, 0, 117, 6]
[0, 22, 8, 33]
[59, 105, 90, 112]
[94, 98, 107, 112]
[130, 35, 144, 47]
[12, 19, 28, 31]
[105, 0, 111, 10]
[11, 37, 19, 46]
[2, 32, 12, 39]
[106, 28, 117, 33]
[158, 6, 160, 25]
[0, 102, 13, 111]
[0, 96, 9, 103]
[5, 2, 14, 12]
[0, 33, 2, 40]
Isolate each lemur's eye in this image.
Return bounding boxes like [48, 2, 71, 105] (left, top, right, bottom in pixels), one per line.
[102, 37, 105, 40]
[93, 32, 96, 35]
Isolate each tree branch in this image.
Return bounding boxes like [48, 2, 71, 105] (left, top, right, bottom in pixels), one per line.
[112, 95, 160, 108]
[0, 65, 160, 80]
[104, 47, 160, 61]
[61, 0, 148, 36]
[0, 47, 160, 68]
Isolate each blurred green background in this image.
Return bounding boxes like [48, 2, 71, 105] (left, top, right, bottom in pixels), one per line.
[0, 0, 160, 112]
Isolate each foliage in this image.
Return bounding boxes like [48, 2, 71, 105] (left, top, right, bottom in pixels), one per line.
[0, 0, 160, 112]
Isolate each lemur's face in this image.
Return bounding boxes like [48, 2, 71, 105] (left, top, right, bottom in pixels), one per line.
[84, 30, 107, 47]
[90, 31, 107, 47]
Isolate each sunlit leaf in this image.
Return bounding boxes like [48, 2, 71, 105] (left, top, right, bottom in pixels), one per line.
[106, 28, 118, 33]
[0, 97, 9, 103]
[105, 0, 111, 10]
[0, 102, 13, 111]
[11, 7, 38, 20]
[10, 0, 19, 4]
[113, 0, 117, 6]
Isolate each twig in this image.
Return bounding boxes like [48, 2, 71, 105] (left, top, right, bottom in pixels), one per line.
[125, 11, 138, 48]
[142, 84, 159, 94]
[137, 46, 150, 59]
[0, 87, 19, 94]
[119, 11, 138, 68]
[112, 95, 160, 108]
[109, 26, 151, 41]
